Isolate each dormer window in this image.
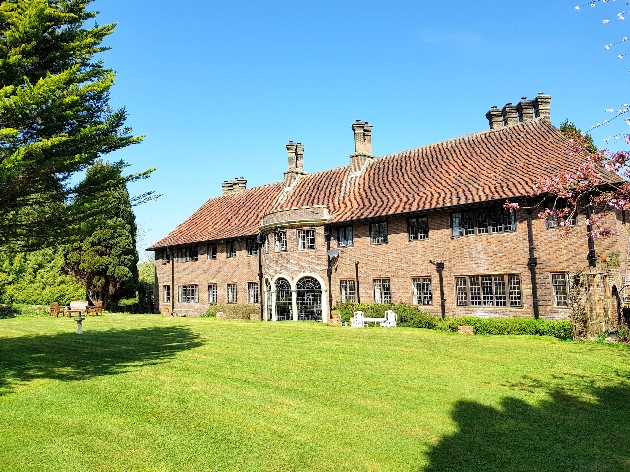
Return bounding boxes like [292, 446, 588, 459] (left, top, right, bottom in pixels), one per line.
[337, 226, 354, 247]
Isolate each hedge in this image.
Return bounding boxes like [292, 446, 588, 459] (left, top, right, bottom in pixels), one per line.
[332, 302, 573, 340]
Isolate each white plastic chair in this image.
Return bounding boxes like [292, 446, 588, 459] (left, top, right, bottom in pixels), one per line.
[380, 310, 397, 328]
[351, 311, 365, 328]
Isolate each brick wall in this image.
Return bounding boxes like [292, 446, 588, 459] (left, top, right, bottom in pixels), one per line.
[153, 208, 629, 321]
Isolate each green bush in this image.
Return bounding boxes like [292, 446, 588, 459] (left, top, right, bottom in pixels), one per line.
[617, 328, 630, 343]
[204, 304, 259, 320]
[332, 302, 573, 340]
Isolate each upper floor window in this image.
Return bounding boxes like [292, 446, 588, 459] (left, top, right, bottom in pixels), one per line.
[160, 248, 172, 265]
[546, 213, 577, 229]
[412, 278, 432, 305]
[178, 284, 198, 303]
[207, 243, 217, 260]
[208, 284, 217, 304]
[374, 278, 391, 304]
[275, 231, 287, 252]
[248, 282, 259, 303]
[370, 222, 388, 245]
[226, 241, 236, 258]
[451, 207, 515, 237]
[552, 273, 569, 307]
[227, 283, 238, 303]
[455, 274, 521, 307]
[177, 246, 198, 263]
[408, 216, 429, 241]
[246, 238, 258, 256]
[340, 280, 356, 303]
[297, 229, 316, 250]
[263, 234, 269, 253]
[337, 226, 354, 248]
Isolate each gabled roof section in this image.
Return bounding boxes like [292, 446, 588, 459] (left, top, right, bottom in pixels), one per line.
[148, 182, 284, 249]
[149, 119, 624, 249]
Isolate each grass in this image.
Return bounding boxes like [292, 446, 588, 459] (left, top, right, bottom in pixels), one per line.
[1, 314, 629, 471]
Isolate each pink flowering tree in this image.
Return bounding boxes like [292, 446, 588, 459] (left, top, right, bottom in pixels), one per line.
[504, 127, 630, 239]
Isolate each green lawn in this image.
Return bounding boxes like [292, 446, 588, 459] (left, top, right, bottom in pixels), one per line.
[1, 314, 629, 471]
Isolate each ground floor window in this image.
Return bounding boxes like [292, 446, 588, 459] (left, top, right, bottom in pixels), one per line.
[162, 285, 171, 303]
[552, 273, 569, 307]
[412, 278, 432, 305]
[340, 280, 356, 302]
[178, 285, 198, 303]
[248, 282, 259, 303]
[208, 284, 217, 303]
[374, 278, 391, 304]
[227, 283, 238, 303]
[455, 275, 521, 307]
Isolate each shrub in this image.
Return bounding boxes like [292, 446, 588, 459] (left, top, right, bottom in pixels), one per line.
[205, 304, 259, 320]
[617, 328, 630, 343]
[332, 302, 573, 340]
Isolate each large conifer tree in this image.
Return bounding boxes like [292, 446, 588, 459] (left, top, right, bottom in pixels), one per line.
[0, 0, 145, 250]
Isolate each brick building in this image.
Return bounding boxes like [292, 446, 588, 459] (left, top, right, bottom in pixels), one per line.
[148, 93, 628, 325]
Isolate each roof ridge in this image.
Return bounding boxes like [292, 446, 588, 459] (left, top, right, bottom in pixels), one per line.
[379, 118, 557, 161]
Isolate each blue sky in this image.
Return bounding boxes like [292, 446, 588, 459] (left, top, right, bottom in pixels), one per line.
[94, 0, 630, 257]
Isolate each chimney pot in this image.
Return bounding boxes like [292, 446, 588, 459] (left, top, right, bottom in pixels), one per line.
[517, 98, 535, 122]
[350, 120, 374, 172]
[533, 93, 552, 121]
[486, 107, 503, 129]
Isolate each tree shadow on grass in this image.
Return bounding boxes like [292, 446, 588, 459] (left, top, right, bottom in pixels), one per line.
[0, 326, 203, 395]
[425, 378, 630, 472]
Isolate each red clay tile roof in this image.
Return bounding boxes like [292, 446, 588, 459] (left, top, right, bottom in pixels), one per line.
[149, 119, 623, 249]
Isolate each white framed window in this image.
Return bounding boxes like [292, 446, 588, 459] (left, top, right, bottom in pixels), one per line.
[337, 226, 354, 247]
[297, 229, 316, 250]
[227, 283, 238, 303]
[275, 231, 287, 252]
[412, 278, 432, 305]
[207, 243, 217, 260]
[455, 275, 521, 307]
[248, 282, 259, 303]
[451, 207, 516, 237]
[162, 285, 171, 303]
[340, 280, 356, 302]
[246, 238, 258, 256]
[263, 234, 269, 253]
[208, 284, 217, 304]
[370, 222, 388, 244]
[552, 273, 569, 307]
[408, 216, 429, 241]
[373, 278, 391, 304]
[178, 285, 198, 303]
[177, 246, 198, 262]
[226, 241, 236, 258]
[161, 248, 171, 265]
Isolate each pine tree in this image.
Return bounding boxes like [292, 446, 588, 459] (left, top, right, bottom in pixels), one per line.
[0, 0, 146, 251]
[62, 161, 139, 308]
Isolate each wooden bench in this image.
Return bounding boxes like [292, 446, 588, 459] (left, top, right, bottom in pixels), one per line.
[66, 301, 88, 317]
[86, 301, 103, 316]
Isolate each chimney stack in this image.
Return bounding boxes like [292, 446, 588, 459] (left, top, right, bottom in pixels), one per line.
[350, 120, 374, 172]
[221, 177, 247, 195]
[533, 92, 551, 121]
[284, 141, 307, 186]
[517, 97, 535, 122]
[502, 103, 518, 127]
[486, 106, 503, 129]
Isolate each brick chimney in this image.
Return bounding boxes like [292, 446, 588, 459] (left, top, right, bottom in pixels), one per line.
[533, 92, 551, 121]
[517, 97, 535, 122]
[221, 177, 247, 195]
[486, 106, 503, 129]
[284, 141, 307, 186]
[350, 120, 374, 172]
[502, 103, 518, 126]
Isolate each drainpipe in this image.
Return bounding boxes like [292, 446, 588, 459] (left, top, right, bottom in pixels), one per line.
[257, 233, 264, 321]
[526, 208, 540, 319]
[436, 262, 446, 318]
[355, 261, 361, 303]
[324, 225, 333, 319]
[586, 205, 597, 268]
[170, 246, 175, 313]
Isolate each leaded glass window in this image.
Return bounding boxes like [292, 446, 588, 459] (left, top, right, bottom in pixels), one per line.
[408, 216, 429, 241]
[412, 278, 432, 305]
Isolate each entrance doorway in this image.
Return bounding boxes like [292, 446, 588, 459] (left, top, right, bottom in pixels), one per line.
[275, 278, 292, 321]
[296, 277, 322, 321]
